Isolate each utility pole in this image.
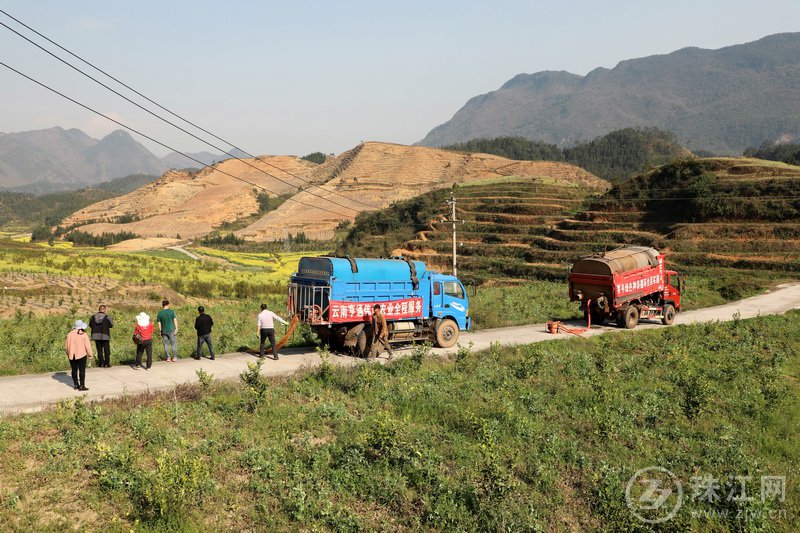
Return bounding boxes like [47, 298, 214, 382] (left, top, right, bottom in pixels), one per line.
[442, 188, 463, 276]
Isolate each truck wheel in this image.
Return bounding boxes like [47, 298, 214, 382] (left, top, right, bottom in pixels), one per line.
[355, 330, 368, 357]
[435, 319, 459, 348]
[661, 304, 676, 326]
[623, 306, 639, 329]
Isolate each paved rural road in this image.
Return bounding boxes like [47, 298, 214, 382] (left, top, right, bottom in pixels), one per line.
[2, 283, 799, 415]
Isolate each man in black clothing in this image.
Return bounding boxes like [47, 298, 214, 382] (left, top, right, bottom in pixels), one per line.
[194, 306, 215, 360]
[89, 304, 114, 367]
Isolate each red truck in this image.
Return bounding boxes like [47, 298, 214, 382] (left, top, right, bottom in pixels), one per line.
[568, 246, 683, 329]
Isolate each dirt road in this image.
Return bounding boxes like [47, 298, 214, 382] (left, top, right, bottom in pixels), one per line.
[2, 283, 798, 415]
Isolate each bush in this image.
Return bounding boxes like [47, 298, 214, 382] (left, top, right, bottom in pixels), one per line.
[145, 451, 212, 517]
[240, 359, 268, 412]
[301, 152, 327, 164]
[66, 230, 139, 246]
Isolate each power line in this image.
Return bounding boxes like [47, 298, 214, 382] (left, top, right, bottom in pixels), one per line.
[587, 195, 800, 202]
[0, 16, 374, 215]
[0, 60, 356, 220]
[0, 9, 382, 212]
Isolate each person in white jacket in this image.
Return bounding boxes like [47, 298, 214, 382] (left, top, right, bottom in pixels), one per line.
[257, 303, 288, 360]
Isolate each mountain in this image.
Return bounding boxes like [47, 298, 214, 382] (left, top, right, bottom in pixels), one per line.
[60, 142, 605, 242]
[0, 127, 166, 191]
[161, 150, 229, 169]
[419, 33, 800, 155]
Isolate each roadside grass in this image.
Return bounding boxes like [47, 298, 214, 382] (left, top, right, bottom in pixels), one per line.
[0, 239, 790, 376]
[0, 311, 796, 530]
[0, 297, 317, 376]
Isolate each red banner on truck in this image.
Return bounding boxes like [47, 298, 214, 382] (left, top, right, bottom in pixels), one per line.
[329, 298, 423, 323]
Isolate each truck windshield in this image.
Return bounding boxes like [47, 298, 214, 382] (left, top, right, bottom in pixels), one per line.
[444, 281, 464, 299]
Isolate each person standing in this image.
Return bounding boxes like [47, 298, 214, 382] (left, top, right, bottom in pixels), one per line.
[65, 319, 93, 391]
[370, 304, 394, 359]
[257, 303, 288, 360]
[157, 299, 179, 361]
[134, 312, 155, 370]
[89, 304, 114, 368]
[194, 306, 215, 360]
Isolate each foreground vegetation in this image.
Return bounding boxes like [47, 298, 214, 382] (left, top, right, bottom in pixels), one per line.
[0, 312, 796, 530]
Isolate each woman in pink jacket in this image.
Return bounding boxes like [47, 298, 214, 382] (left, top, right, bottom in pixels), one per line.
[65, 319, 93, 391]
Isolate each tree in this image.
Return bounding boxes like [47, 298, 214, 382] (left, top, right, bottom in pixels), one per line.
[301, 152, 327, 164]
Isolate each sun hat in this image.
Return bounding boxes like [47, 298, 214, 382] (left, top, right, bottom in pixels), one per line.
[73, 319, 88, 330]
[136, 312, 150, 327]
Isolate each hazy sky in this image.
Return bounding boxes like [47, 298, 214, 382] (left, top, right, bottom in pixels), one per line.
[1, 1, 798, 157]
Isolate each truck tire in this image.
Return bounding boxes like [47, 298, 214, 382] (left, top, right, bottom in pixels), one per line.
[661, 304, 676, 326]
[622, 306, 639, 329]
[435, 319, 459, 348]
[355, 330, 368, 358]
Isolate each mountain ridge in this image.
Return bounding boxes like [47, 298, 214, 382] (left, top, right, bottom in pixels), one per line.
[419, 32, 800, 154]
[0, 127, 166, 190]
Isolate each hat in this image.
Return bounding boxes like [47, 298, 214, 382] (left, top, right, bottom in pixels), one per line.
[73, 319, 88, 330]
[136, 312, 150, 327]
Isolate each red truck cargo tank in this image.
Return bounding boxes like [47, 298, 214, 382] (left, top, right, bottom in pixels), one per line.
[568, 246, 682, 329]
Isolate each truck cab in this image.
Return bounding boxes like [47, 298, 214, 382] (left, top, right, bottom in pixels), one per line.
[429, 273, 470, 331]
[664, 270, 683, 312]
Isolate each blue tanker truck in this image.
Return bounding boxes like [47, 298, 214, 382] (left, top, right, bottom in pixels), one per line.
[288, 256, 470, 356]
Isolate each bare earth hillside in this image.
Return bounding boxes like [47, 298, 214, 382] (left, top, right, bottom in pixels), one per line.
[235, 142, 604, 241]
[60, 156, 322, 238]
[62, 142, 604, 242]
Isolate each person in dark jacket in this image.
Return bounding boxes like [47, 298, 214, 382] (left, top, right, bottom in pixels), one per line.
[194, 306, 215, 360]
[89, 304, 114, 367]
[370, 304, 394, 359]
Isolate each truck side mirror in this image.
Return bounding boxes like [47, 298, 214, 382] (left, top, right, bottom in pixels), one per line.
[468, 283, 477, 297]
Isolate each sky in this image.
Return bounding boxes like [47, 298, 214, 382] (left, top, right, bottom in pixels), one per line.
[1, 0, 798, 158]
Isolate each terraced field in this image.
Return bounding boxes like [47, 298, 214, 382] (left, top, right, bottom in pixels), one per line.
[579, 158, 800, 273]
[399, 176, 608, 282]
[368, 158, 800, 290]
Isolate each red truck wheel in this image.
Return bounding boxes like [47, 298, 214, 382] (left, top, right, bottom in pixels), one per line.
[435, 319, 459, 348]
[618, 306, 639, 329]
[661, 304, 676, 326]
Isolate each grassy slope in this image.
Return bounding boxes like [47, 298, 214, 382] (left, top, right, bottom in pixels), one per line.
[0, 311, 797, 530]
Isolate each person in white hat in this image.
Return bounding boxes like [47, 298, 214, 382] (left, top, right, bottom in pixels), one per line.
[65, 319, 93, 391]
[133, 312, 155, 370]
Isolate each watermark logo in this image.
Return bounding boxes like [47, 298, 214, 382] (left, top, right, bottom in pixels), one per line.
[627, 468, 787, 524]
[626, 467, 684, 524]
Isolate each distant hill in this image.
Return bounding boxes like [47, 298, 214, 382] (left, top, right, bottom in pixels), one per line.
[93, 173, 159, 195]
[0, 127, 166, 191]
[419, 33, 800, 154]
[161, 150, 229, 169]
[59, 142, 605, 242]
[441, 128, 691, 182]
[744, 141, 800, 166]
[0, 173, 158, 228]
